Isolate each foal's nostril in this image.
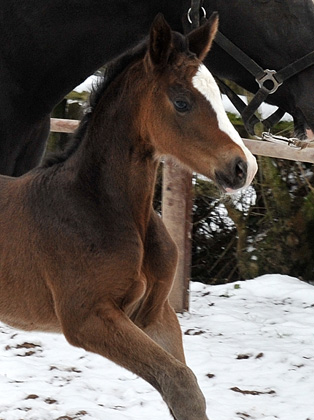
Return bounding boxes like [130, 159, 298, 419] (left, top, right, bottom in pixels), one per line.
[234, 158, 247, 181]
[215, 157, 249, 192]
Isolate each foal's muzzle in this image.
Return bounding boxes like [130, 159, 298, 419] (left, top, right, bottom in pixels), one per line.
[215, 157, 248, 193]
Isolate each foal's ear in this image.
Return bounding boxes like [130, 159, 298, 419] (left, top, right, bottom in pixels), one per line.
[148, 13, 173, 68]
[187, 12, 219, 61]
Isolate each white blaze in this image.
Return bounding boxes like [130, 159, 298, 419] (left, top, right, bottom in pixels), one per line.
[192, 64, 257, 188]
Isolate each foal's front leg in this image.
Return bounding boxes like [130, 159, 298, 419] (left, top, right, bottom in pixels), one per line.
[58, 299, 208, 420]
[129, 212, 209, 418]
[133, 211, 186, 362]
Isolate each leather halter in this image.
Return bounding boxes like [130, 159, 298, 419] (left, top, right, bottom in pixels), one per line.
[186, 0, 314, 135]
[214, 31, 314, 135]
[185, 0, 207, 31]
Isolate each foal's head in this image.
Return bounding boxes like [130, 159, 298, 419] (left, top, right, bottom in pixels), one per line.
[142, 13, 257, 193]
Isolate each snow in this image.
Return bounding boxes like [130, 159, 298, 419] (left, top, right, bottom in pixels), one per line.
[74, 76, 99, 93]
[1, 274, 314, 420]
[221, 95, 293, 122]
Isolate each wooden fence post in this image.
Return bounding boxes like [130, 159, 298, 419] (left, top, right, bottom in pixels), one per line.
[160, 3, 201, 313]
[162, 159, 192, 313]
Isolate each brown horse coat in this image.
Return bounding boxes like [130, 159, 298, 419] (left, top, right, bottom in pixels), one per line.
[0, 14, 257, 420]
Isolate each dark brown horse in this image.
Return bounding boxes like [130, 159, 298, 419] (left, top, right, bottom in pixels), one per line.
[0, 14, 257, 419]
[3, 0, 314, 176]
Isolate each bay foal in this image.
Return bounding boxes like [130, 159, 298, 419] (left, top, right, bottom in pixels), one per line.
[0, 14, 257, 420]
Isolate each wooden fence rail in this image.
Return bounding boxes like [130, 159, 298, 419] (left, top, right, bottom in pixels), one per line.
[243, 138, 314, 164]
[51, 118, 79, 133]
[50, 118, 314, 164]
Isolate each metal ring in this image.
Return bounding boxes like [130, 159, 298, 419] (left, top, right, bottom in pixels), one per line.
[256, 69, 283, 94]
[187, 7, 207, 24]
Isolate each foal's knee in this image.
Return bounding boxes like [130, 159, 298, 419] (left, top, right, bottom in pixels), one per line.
[56, 301, 100, 349]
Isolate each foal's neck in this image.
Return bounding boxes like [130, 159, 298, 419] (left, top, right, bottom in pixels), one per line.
[68, 71, 158, 234]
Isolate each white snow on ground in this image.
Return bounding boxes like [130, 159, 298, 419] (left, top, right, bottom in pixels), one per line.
[1, 274, 314, 420]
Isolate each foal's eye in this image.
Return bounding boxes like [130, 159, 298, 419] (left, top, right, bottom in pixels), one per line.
[173, 100, 190, 113]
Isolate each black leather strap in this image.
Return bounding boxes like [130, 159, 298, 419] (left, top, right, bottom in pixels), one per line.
[214, 31, 265, 80]
[276, 51, 314, 83]
[213, 29, 314, 134]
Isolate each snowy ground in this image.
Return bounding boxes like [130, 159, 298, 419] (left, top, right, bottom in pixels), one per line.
[1, 274, 314, 420]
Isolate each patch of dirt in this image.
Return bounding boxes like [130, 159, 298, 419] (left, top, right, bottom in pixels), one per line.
[5, 342, 42, 357]
[56, 412, 88, 420]
[231, 387, 276, 396]
[184, 329, 206, 336]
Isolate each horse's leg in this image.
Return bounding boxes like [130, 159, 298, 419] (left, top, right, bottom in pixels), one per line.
[142, 300, 186, 363]
[132, 212, 186, 363]
[56, 297, 208, 420]
[13, 115, 50, 176]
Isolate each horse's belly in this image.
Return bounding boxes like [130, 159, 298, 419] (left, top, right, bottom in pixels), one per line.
[0, 179, 61, 332]
[0, 250, 61, 332]
[0, 277, 61, 333]
[0, 312, 61, 333]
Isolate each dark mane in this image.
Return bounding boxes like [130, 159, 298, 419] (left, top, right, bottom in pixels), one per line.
[41, 39, 148, 168]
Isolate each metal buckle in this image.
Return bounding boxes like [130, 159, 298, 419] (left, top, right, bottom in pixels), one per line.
[256, 69, 283, 94]
[187, 7, 207, 24]
[262, 132, 302, 149]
